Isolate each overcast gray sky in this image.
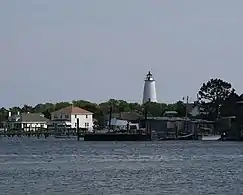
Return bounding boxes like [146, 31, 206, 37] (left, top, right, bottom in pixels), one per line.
[1, 0, 243, 108]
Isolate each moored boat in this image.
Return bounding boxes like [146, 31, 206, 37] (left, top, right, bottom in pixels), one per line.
[200, 134, 221, 141]
[198, 127, 221, 140]
[158, 133, 196, 141]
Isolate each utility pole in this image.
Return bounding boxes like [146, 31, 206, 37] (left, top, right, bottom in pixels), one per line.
[108, 106, 112, 132]
[217, 104, 221, 120]
[144, 105, 148, 133]
[196, 93, 200, 138]
[183, 96, 189, 132]
[182, 96, 189, 118]
[77, 118, 80, 141]
[185, 96, 189, 119]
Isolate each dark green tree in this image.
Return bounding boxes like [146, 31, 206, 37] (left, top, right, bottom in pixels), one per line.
[21, 104, 33, 113]
[0, 107, 8, 122]
[220, 92, 239, 117]
[43, 109, 51, 119]
[9, 107, 21, 115]
[143, 102, 167, 117]
[116, 100, 131, 112]
[33, 103, 54, 114]
[54, 102, 71, 111]
[198, 78, 234, 120]
[128, 103, 142, 113]
[175, 101, 186, 117]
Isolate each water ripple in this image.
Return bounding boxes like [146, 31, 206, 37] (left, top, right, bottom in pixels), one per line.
[0, 138, 243, 195]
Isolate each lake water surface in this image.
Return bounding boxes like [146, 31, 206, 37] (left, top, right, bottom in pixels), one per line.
[0, 137, 243, 195]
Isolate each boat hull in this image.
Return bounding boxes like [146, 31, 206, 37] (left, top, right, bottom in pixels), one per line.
[201, 135, 221, 141]
[158, 133, 197, 141]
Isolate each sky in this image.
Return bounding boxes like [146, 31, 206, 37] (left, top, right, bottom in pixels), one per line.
[1, 0, 243, 108]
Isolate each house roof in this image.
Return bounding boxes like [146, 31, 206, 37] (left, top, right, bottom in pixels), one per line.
[8, 113, 49, 123]
[107, 112, 142, 121]
[51, 106, 92, 115]
[21, 113, 49, 122]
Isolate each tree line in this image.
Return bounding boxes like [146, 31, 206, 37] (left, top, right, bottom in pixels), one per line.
[0, 99, 187, 127]
[0, 78, 242, 126]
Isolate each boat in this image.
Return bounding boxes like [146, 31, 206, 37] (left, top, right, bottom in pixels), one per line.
[158, 133, 196, 141]
[199, 134, 221, 141]
[198, 127, 221, 141]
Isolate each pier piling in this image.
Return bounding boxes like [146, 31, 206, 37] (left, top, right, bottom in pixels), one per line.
[77, 118, 80, 141]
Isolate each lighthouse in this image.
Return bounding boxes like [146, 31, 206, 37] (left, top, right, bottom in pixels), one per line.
[142, 71, 157, 104]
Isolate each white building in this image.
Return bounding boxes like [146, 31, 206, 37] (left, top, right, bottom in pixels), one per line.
[50, 106, 93, 131]
[106, 112, 141, 130]
[142, 71, 157, 104]
[187, 102, 208, 117]
[4, 112, 49, 131]
[189, 106, 200, 117]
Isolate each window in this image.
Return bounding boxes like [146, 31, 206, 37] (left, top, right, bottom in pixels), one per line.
[75, 115, 77, 118]
[75, 123, 77, 127]
[65, 115, 69, 119]
[85, 123, 89, 128]
[86, 115, 88, 118]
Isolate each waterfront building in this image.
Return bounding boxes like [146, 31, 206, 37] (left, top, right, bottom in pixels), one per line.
[106, 112, 141, 130]
[49, 105, 93, 131]
[139, 117, 214, 136]
[4, 112, 49, 131]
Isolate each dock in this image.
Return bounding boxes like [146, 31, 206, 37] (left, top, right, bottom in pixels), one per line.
[0, 128, 87, 139]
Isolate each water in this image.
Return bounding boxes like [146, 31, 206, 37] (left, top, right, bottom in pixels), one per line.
[0, 137, 243, 195]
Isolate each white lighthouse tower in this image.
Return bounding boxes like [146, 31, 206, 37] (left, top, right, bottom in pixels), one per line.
[142, 71, 157, 104]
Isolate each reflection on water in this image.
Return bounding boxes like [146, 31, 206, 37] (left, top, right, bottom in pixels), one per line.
[0, 137, 243, 195]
